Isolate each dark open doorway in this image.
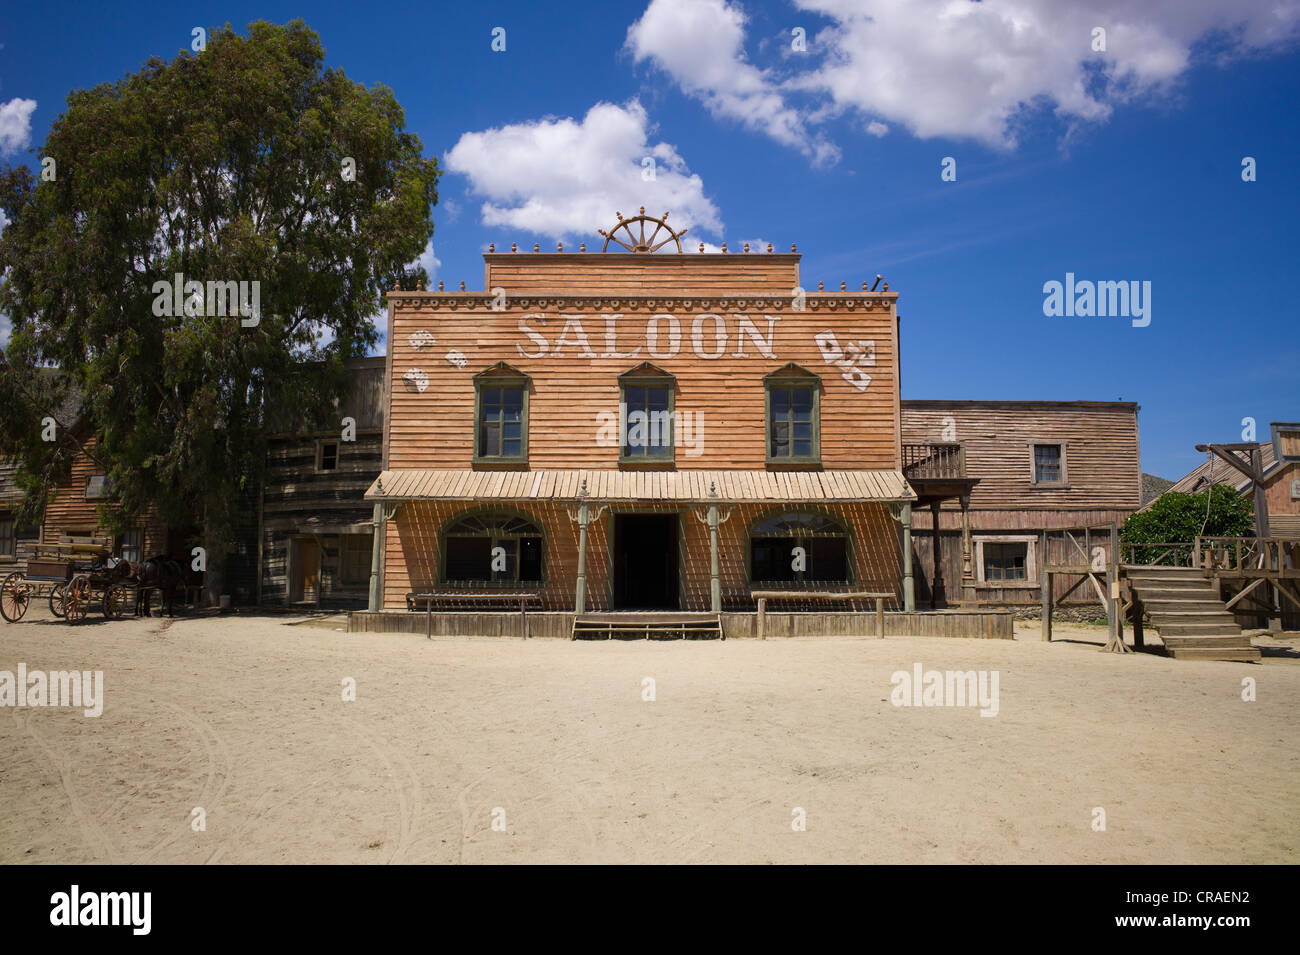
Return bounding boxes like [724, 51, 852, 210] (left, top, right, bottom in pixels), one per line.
[613, 514, 679, 609]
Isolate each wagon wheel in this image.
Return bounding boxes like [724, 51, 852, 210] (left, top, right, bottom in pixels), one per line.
[1, 572, 31, 623]
[49, 582, 67, 618]
[103, 584, 130, 620]
[62, 575, 90, 624]
[597, 207, 688, 253]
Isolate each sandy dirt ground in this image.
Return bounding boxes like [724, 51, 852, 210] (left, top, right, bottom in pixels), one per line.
[1, 606, 1296, 864]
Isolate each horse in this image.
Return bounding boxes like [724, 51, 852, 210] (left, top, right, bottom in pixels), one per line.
[134, 555, 184, 617]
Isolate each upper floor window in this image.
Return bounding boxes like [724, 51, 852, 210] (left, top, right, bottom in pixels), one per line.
[1031, 443, 1067, 485]
[318, 441, 339, 471]
[749, 511, 849, 584]
[442, 512, 543, 585]
[619, 362, 675, 465]
[85, 474, 113, 500]
[473, 362, 530, 466]
[764, 363, 821, 466]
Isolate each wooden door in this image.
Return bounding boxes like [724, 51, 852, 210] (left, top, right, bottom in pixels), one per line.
[297, 539, 320, 602]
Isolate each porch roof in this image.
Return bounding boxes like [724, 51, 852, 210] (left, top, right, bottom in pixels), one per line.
[364, 469, 915, 505]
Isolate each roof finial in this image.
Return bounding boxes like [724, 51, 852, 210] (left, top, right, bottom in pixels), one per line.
[488, 243, 495, 253]
[721, 242, 728, 253]
[818, 280, 824, 291]
[791, 242, 797, 253]
[459, 280, 466, 291]
[511, 242, 517, 253]
[438, 280, 444, 291]
[557, 242, 563, 252]
[767, 243, 773, 254]
[533, 243, 539, 253]
[743, 242, 750, 253]
[580, 242, 586, 252]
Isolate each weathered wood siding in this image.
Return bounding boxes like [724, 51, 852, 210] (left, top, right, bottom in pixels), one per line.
[482, 252, 800, 295]
[40, 440, 168, 557]
[261, 358, 385, 607]
[0, 459, 41, 570]
[903, 401, 1141, 606]
[902, 401, 1141, 510]
[387, 296, 899, 471]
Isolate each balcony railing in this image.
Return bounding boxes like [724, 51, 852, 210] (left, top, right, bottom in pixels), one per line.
[902, 442, 966, 480]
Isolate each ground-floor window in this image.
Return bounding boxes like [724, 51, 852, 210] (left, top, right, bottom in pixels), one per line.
[119, 528, 143, 565]
[975, 536, 1038, 584]
[749, 511, 849, 584]
[0, 516, 13, 558]
[443, 513, 543, 584]
[339, 534, 371, 587]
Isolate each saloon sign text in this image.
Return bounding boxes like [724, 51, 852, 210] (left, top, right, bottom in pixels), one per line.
[516, 313, 781, 361]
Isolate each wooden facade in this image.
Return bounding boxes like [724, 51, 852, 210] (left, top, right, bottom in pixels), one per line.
[901, 400, 1142, 607]
[260, 357, 385, 608]
[39, 437, 172, 564]
[0, 459, 41, 571]
[368, 213, 917, 615]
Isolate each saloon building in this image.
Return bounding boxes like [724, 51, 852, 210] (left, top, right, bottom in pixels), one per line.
[361, 211, 938, 634]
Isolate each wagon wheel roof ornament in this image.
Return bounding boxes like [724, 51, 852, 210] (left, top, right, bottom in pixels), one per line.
[597, 206, 688, 253]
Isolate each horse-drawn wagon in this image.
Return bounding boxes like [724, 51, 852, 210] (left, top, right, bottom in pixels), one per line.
[0, 536, 133, 623]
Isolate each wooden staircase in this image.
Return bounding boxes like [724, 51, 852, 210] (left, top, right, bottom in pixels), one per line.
[1123, 566, 1261, 662]
[571, 612, 724, 640]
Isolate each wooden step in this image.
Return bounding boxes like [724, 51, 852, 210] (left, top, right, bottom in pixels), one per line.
[1142, 598, 1232, 612]
[571, 613, 724, 641]
[1166, 645, 1261, 662]
[1162, 634, 1253, 649]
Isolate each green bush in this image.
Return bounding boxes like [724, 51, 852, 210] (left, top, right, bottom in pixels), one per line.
[1121, 484, 1254, 565]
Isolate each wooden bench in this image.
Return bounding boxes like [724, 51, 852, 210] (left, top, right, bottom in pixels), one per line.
[749, 589, 896, 639]
[405, 591, 543, 639]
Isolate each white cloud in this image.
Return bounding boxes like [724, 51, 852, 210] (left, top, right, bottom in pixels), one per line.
[622, 0, 1299, 155]
[413, 239, 440, 279]
[627, 0, 839, 166]
[0, 98, 36, 156]
[795, 0, 1300, 148]
[445, 100, 722, 242]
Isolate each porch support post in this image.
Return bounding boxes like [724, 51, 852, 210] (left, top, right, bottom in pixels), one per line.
[960, 494, 975, 605]
[708, 489, 722, 613]
[930, 502, 942, 610]
[901, 503, 914, 612]
[368, 501, 386, 612]
[575, 497, 590, 615]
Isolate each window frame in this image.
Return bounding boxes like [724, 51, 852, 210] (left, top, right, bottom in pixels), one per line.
[438, 509, 546, 587]
[472, 363, 531, 469]
[618, 362, 677, 469]
[118, 527, 143, 565]
[974, 535, 1038, 587]
[338, 534, 372, 587]
[1028, 441, 1069, 487]
[0, 515, 14, 559]
[317, 439, 340, 472]
[746, 508, 852, 587]
[763, 364, 822, 468]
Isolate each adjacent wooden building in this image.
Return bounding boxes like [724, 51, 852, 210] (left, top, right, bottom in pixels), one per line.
[364, 212, 921, 618]
[259, 357, 385, 608]
[901, 400, 1142, 608]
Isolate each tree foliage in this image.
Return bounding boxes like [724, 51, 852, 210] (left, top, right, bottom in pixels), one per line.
[1121, 484, 1255, 564]
[0, 20, 438, 582]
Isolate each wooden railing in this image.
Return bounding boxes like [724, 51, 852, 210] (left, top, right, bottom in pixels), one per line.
[1193, 536, 1296, 573]
[1119, 541, 1195, 567]
[901, 442, 965, 479]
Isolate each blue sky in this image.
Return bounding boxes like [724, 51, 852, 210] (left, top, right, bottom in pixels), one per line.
[1, 0, 1297, 479]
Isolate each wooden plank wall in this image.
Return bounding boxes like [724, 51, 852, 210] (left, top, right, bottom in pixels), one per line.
[0, 459, 41, 570]
[901, 401, 1141, 509]
[261, 430, 382, 606]
[386, 296, 900, 472]
[382, 500, 902, 612]
[482, 252, 800, 295]
[41, 440, 168, 558]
